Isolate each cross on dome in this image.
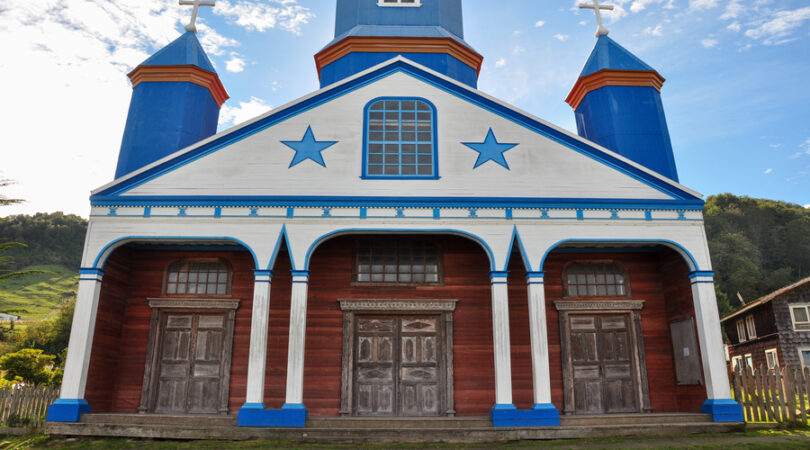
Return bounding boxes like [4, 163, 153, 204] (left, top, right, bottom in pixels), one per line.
[179, 0, 216, 33]
[579, 0, 614, 38]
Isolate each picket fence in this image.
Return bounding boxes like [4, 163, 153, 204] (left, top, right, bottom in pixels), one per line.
[731, 365, 810, 424]
[0, 385, 60, 428]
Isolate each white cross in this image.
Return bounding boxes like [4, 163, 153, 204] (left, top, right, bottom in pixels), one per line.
[579, 0, 614, 38]
[179, 0, 216, 33]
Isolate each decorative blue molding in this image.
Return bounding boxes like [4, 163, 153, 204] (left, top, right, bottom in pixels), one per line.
[291, 270, 311, 277]
[678, 210, 686, 220]
[540, 210, 550, 219]
[702, 399, 744, 423]
[46, 399, 90, 423]
[214, 206, 222, 217]
[237, 403, 308, 428]
[432, 208, 440, 219]
[249, 208, 259, 217]
[93, 61, 700, 202]
[505, 208, 513, 219]
[322, 208, 332, 217]
[610, 210, 619, 219]
[286, 207, 294, 218]
[144, 206, 151, 217]
[178, 207, 187, 216]
[360, 207, 368, 218]
[281, 125, 338, 168]
[254, 269, 273, 278]
[107, 208, 117, 216]
[540, 238, 700, 273]
[468, 208, 478, 218]
[91, 236, 259, 271]
[644, 210, 653, 221]
[395, 208, 405, 218]
[689, 270, 715, 279]
[491, 403, 560, 427]
[462, 128, 518, 170]
[576, 209, 584, 220]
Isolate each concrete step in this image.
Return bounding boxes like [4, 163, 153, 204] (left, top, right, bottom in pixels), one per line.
[306, 416, 492, 429]
[80, 413, 237, 427]
[47, 420, 747, 444]
[560, 413, 712, 426]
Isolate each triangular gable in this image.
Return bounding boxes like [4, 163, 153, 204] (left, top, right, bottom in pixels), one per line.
[92, 56, 702, 204]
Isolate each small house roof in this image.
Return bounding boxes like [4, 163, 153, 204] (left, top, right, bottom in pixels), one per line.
[720, 276, 810, 322]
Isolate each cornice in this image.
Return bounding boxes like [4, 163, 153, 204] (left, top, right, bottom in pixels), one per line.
[128, 65, 229, 107]
[566, 69, 665, 110]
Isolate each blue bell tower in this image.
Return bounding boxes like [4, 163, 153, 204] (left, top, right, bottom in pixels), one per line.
[315, 0, 482, 88]
[566, 35, 679, 181]
[114, 31, 228, 179]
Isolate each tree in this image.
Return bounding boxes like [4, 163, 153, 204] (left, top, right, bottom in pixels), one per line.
[0, 178, 50, 279]
[13, 293, 75, 364]
[0, 178, 22, 206]
[0, 348, 57, 385]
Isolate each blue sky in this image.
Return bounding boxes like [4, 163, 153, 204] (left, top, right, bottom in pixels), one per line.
[1, 0, 808, 217]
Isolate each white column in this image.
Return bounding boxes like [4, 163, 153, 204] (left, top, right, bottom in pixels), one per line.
[490, 271, 513, 406]
[284, 270, 310, 406]
[690, 271, 733, 399]
[60, 269, 104, 400]
[526, 272, 552, 405]
[245, 270, 273, 406]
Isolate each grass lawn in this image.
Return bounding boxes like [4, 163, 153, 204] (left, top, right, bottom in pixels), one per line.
[0, 265, 77, 321]
[1, 429, 810, 449]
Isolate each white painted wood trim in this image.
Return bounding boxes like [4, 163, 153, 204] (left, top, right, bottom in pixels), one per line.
[60, 278, 103, 399]
[245, 277, 272, 405]
[527, 281, 552, 405]
[691, 279, 733, 399]
[285, 275, 310, 405]
[490, 276, 513, 405]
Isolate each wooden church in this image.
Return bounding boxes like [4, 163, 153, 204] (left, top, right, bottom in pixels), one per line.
[47, 0, 743, 431]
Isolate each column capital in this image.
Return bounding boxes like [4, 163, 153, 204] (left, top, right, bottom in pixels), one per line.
[525, 271, 545, 284]
[254, 269, 273, 283]
[78, 268, 105, 281]
[291, 270, 310, 283]
[489, 270, 509, 284]
[689, 270, 715, 284]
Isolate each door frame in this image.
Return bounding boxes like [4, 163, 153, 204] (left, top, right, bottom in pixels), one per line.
[554, 300, 651, 415]
[338, 299, 457, 417]
[138, 297, 239, 415]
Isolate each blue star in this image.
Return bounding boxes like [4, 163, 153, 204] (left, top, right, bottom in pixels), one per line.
[281, 126, 338, 168]
[462, 128, 518, 170]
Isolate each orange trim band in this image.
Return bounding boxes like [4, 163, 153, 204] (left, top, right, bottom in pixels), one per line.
[565, 69, 665, 110]
[314, 36, 484, 80]
[128, 65, 229, 107]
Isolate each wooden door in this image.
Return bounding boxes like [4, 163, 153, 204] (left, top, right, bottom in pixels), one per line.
[153, 313, 229, 414]
[353, 315, 443, 416]
[569, 314, 638, 414]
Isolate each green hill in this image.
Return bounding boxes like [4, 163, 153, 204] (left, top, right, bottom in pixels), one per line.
[0, 264, 78, 320]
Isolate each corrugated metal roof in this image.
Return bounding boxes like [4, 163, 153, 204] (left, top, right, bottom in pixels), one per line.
[720, 275, 810, 322]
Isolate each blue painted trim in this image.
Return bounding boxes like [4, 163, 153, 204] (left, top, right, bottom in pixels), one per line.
[282, 403, 306, 410]
[266, 225, 295, 271]
[491, 403, 560, 427]
[576, 209, 584, 220]
[91, 195, 704, 211]
[504, 225, 530, 272]
[489, 271, 508, 280]
[540, 239, 700, 273]
[303, 228, 496, 271]
[46, 399, 90, 422]
[526, 271, 545, 282]
[144, 206, 151, 217]
[254, 270, 273, 277]
[689, 270, 715, 279]
[291, 270, 310, 278]
[702, 399, 744, 423]
[361, 97, 439, 179]
[91, 236, 259, 271]
[92, 61, 700, 202]
[79, 268, 105, 276]
[237, 404, 308, 427]
[491, 403, 517, 411]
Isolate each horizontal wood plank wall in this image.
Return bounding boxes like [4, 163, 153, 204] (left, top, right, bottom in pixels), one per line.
[543, 250, 705, 414]
[85, 248, 130, 412]
[294, 235, 495, 417]
[85, 247, 255, 414]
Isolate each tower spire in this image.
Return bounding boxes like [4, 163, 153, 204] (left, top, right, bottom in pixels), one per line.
[179, 0, 216, 33]
[579, 0, 614, 38]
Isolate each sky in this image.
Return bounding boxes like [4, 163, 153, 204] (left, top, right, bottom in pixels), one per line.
[1, 0, 809, 218]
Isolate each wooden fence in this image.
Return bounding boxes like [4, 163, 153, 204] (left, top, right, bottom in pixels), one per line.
[0, 385, 60, 428]
[731, 364, 810, 424]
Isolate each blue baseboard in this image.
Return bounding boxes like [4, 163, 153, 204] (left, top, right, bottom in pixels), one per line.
[702, 398, 744, 422]
[237, 403, 308, 427]
[46, 399, 90, 423]
[490, 403, 560, 427]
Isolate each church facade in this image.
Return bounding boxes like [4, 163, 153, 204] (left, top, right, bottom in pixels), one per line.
[47, 0, 743, 428]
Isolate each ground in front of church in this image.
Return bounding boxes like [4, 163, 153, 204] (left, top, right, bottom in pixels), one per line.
[3, 428, 810, 449]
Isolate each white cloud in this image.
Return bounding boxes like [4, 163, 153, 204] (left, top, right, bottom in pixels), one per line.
[225, 55, 246, 72]
[645, 24, 664, 36]
[701, 38, 718, 48]
[214, 0, 314, 35]
[727, 21, 742, 32]
[689, 0, 721, 11]
[720, 0, 744, 20]
[495, 57, 507, 68]
[219, 96, 272, 127]
[805, 205, 810, 209]
[579, 20, 588, 26]
[790, 152, 803, 159]
[764, 168, 773, 174]
[535, 20, 545, 27]
[196, 22, 239, 56]
[745, 7, 810, 45]
[630, 0, 666, 14]
[553, 33, 569, 41]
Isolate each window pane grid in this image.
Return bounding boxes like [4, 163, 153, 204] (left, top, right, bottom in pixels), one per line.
[166, 261, 230, 296]
[564, 262, 627, 297]
[366, 99, 434, 177]
[356, 238, 440, 284]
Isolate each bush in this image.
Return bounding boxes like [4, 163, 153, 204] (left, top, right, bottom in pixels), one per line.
[0, 348, 57, 386]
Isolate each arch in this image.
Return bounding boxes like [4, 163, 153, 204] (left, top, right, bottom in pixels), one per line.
[303, 228, 496, 271]
[502, 226, 530, 272]
[90, 235, 259, 271]
[539, 238, 700, 273]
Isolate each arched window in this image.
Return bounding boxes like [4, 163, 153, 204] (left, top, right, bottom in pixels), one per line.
[165, 260, 231, 296]
[564, 262, 629, 297]
[363, 98, 438, 179]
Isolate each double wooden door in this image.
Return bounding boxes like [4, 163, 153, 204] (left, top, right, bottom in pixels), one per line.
[568, 313, 642, 414]
[353, 315, 444, 416]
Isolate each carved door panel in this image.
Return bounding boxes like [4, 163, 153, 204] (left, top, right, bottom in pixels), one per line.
[569, 314, 638, 414]
[352, 315, 443, 416]
[154, 313, 228, 414]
